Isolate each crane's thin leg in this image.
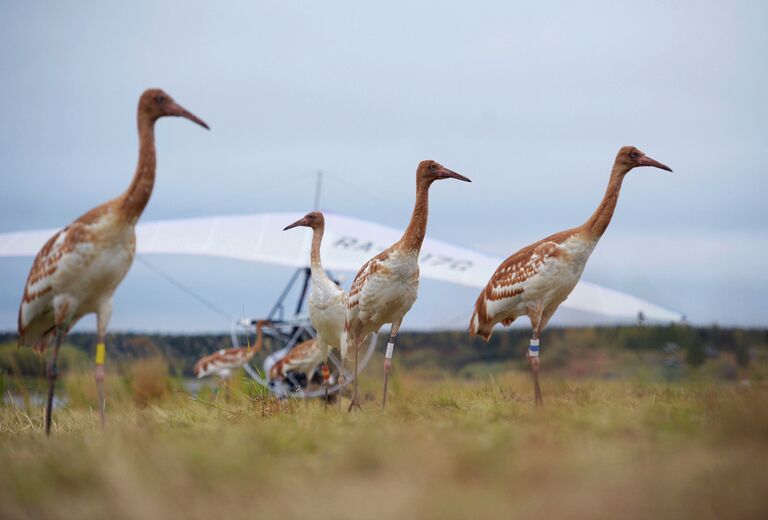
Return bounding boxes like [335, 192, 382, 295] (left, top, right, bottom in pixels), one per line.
[318, 339, 330, 411]
[528, 338, 543, 407]
[45, 330, 63, 436]
[338, 331, 349, 411]
[527, 310, 544, 408]
[95, 301, 111, 428]
[322, 362, 330, 411]
[382, 320, 402, 410]
[94, 339, 106, 427]
[348, 336, 362, 412]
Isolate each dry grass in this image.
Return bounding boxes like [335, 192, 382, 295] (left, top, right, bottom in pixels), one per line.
[1, 370, 767, 520]
[128, 356, 172, 406]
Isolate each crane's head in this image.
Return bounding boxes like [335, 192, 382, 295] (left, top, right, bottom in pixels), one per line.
[616, 146, 672, 174]
[417, 160, 471, 184]
[139, 88, 209, 129]
[283, 211, 324, 231]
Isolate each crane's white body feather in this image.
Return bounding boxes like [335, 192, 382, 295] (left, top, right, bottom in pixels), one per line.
[343, 249, 419, 359]
[308, 272, 347, 360]
[19, 209, 135, 346]
[485, 234, 597, 326]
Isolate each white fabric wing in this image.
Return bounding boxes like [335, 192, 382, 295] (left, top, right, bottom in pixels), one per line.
[0, 212, 684, 324]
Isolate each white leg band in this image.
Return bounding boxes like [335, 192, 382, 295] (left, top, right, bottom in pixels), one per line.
[385, 342, 395, 359]
[528, 338, 540, 357]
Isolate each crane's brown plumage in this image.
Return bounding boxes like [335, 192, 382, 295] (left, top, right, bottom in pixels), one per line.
[470, 146, 672, 406]
[18, 211, 129, 350]
[346, 250, 390, 310]
[470, 230, 572, 341]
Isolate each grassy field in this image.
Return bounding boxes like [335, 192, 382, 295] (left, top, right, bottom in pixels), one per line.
[2, 364, 768, 520]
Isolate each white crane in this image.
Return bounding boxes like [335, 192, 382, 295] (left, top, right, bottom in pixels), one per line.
[283, 211, 346, 397]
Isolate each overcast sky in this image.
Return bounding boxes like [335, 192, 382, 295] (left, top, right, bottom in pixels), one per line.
[1, 1, 766, 333]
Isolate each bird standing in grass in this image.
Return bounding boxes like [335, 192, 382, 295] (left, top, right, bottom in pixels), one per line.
[469, 146, 672, 406]
[17, 89, 209, 434]
[283, 211, 346, 398]
[194, 320, 269, 380]
[343, 160, 471, 410]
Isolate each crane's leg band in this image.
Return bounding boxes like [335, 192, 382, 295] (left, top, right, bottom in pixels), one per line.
[94, 342, 106, 425]
[95, 342, 106, 365]
[384, 340, 395, 371]
[529, 339, 540, 358]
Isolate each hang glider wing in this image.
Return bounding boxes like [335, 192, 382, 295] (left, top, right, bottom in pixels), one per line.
[0, 212, 683, 323]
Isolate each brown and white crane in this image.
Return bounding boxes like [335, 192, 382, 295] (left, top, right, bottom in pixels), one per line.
[268, 338, 323, 385]
[469, 146, 672, 406]
[194, 320, 269, 380]
[283, 211, 346, 397]
[343, 160, 471, 410]
[17, 89, 208, 434]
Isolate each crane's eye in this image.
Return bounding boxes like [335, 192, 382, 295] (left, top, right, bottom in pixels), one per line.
[155, 95, 166, 104]
[630, 151, 640, 159]
[429, 164, 437, 170]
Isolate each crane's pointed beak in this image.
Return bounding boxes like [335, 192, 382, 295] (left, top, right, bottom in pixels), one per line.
[283, 217, 309, 231]
[171, 102, 210, 130]
[638, 155, 672, 172]
[439, 167, 472, 182]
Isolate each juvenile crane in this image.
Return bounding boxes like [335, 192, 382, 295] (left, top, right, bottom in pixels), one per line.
[469, 146, 672, 406]
[344, 160, 471, 410]
[17, 89, 208, 434]
[268, 338, 323, 385]
[283, 211, 346, 395]
[194, 320, 269, 380]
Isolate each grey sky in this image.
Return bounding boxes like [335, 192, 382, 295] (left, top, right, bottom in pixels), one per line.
[1, 1, 766, 332]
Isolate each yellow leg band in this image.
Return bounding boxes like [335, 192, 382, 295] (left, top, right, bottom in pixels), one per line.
[95, 343, 106, 365]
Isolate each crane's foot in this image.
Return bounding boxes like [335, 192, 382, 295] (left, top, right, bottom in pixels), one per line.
[348, 365, 362, 412]
[347, 396, 362, 412]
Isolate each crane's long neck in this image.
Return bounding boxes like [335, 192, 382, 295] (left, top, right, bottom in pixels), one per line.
[310, 223, 335, 286]
[310, 224, 324, 271]
[252, 323, 265, 354]
[400, 178, 431, 252]
[119, 115, 156, 223]
[584, 163, 628, 239]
